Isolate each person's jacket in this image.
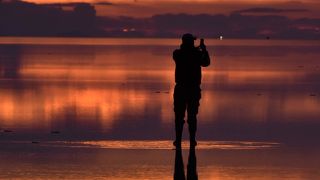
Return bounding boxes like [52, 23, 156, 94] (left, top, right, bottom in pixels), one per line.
[173, 45, 210, 86]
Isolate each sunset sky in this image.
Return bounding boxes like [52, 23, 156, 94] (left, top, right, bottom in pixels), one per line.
[1, 0, 320, 38]
[22, 0, 320, 18]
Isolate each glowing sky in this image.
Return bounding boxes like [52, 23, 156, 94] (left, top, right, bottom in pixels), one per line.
[23, 0, 320, 3]
[23, 0, 320, 18]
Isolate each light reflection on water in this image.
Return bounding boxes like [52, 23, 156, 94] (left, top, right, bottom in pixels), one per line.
[62, 140, 281, 150]
[0, 38, 320, 144]
[0, 140, 282, 150]
[0, 140, 319, 180]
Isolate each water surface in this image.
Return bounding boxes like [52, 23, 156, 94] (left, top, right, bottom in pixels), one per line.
[1, 37, 320, 179]
[1, 37, 320, 144]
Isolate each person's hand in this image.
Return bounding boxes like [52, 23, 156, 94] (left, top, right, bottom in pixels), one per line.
[200, 38, 206, 51]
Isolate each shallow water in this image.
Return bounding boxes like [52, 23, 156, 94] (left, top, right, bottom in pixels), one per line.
[1, 37, 320, 144]
[0, 141, 319, 180]
[1, 37, 320, 179]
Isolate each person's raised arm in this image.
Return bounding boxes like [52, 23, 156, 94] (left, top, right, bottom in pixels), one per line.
[199, 39, 210, 67]
[200, 49, 210, 67]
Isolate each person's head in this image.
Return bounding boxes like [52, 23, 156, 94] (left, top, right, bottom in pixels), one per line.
[181, 33, 196, 48]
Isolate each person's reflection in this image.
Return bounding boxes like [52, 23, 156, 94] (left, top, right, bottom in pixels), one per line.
[174, 147, 198, 180]
[187, 147, 198, 180]
[174, 148, 186, 180]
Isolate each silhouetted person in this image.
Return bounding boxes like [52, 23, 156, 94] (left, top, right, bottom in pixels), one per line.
[173, 33, 210, 148]
[174, 147, 198, 180]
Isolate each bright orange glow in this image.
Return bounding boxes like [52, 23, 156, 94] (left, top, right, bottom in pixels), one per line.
[0, 94, 15, 122]
[1, 67, 320, 129]
[23, 0, 320, 4]
[0, 86, 156, 130]
[1, 37, 320, 136]
[70, 140, 281, 150]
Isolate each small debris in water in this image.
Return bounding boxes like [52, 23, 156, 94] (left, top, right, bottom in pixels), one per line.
[154, 91, 169, 94]
[309, 94, 316, 96]
[3, 130, 13, 133]
[51, 131, 60, 134]
[31, 141, 39, 144]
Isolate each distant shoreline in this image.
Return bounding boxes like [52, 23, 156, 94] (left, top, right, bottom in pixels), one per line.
[1, 37, 320, 46]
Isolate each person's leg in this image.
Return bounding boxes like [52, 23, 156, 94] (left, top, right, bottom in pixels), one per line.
[174, 114, 185, 147]
[187, 114, 197, 147]
[174, 85, 187, 147]
[187, 86, 201, 147]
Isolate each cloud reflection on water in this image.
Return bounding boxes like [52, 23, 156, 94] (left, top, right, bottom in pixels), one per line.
[0, 39, 320, 144]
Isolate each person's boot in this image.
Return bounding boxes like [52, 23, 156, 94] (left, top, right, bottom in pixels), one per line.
[174, 120, 184, 148]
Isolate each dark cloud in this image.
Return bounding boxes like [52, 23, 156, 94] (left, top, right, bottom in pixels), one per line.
[0, 1, 319, 39]
[0, 1, 104, 36]
[43, 2, 94, 7]
[142, 13, 320, 39]
[94, 2, 114, 6]
[233, 7, 309, 14]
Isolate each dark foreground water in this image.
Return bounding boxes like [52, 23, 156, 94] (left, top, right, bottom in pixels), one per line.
[0, 37, 320, 179]
[0, 141, 319, 180]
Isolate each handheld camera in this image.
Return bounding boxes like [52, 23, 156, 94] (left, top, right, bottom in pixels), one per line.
[199, 38, 206, 51]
